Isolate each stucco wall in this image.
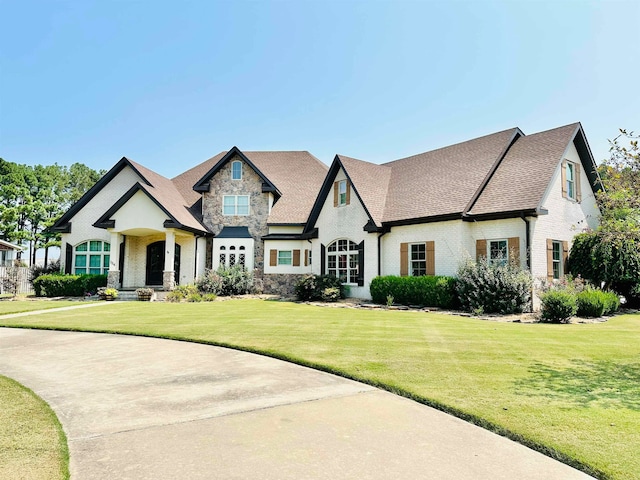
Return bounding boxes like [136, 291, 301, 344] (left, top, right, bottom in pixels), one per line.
[61, 166, 142, 271]
[202, 155, 269, 277]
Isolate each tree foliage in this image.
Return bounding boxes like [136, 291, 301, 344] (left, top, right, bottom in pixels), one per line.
[0, 158, 104, 265]
[569, 129, 640, 306]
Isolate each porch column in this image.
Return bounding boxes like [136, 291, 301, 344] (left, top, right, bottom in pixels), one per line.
[107, 231, 122, 289]
[163, 230, 176, 291]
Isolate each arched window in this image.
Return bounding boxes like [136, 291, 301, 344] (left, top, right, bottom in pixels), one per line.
[231, 160, 242, 180]
[74, 241, 110, 275]
[327, 239, 359, 284]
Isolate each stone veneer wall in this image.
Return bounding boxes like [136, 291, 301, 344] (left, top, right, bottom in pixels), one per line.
[263, 274, 306, 296]
[201, 155, 270, 278]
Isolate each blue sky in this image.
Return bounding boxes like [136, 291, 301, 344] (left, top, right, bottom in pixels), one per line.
[1, 0, 638, 178]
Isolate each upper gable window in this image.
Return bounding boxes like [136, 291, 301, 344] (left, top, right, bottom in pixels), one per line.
[333, 179, 350, 207]
[562, 160, 581, 201]
[231, 161, 242, 180]
[223, 195, 249, 216]
[565, 162, 575, 199]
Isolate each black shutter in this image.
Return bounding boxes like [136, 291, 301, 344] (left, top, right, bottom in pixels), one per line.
[320, 244, 326, 275]
[119, 240, 125, 284]
[65, 243, 72, 274]
[357, 240, 365, 286]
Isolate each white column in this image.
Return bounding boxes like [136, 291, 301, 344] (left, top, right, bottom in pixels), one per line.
[164, 230, 175, 272]
[109, 231, 122, 271]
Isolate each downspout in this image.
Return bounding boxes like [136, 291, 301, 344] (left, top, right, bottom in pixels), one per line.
[377, 229, 390, 276]
[194, 235, 201, 279]
[520, 214, 531, 271]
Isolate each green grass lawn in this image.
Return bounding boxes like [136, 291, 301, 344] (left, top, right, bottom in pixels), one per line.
[0, 299, 88, 315]
[1, 299, 638, 480]
[0, 376, 69, 480]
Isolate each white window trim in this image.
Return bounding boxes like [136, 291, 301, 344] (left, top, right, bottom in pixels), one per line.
[222, 195, 250, 216]
[277, 250, 292, 266]
[327, 239, 359, 285]
[74, 240, 111, 275]
[409, 243, 426, 277]
[231, 160, 242, 180]
[487, 239, 508, 266]
[552, 241, 563, 280]
[338, 180, 347, 206]
[566, 162, 576, 200]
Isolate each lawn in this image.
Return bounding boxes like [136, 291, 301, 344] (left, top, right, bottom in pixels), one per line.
[1, 299, 638, 480]
[0, 375, 69, 480]
[0, 299, 88, 316]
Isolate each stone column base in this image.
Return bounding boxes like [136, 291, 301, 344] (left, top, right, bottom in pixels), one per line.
[107, 271, 120, 289]
[163, 271, 176, 291]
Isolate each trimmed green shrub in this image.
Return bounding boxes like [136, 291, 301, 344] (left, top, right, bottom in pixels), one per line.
[456, 259, 532, 314]
[33, 274, 107, 297]
[29, 260, 61, 284]
[196, 265, 253, 296]
[576, 289, 606, 318]
[370, 275, 457, 308]
[540, 290, 577, 323]
[294, 274, 345, 302]
[202, 293, 217, 302]
[186, 292, 203, 302]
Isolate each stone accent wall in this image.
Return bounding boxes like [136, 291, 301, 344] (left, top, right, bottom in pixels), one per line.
[202, 155, 270, 278]
[107, 270, 120, 289]
[263, 273, 306, 296]
[163, 271, 175, 291]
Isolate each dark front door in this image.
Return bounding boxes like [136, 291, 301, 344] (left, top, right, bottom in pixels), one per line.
[146, 241, 182, 286]
[146, 241, 164, 286]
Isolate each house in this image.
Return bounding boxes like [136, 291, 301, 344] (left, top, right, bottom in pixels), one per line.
[0, 239, 23, 266]
[52, 122, 602, 299]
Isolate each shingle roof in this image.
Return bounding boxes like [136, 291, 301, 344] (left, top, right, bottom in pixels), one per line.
[468, 123, 580, 216]
[380, 128, 520, 223]
[337, 155, 392, 227]
[127, 159, 208, 232]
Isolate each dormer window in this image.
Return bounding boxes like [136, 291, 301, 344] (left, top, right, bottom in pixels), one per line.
[566, 162, 575, 199]
[231, 161, 242, 180]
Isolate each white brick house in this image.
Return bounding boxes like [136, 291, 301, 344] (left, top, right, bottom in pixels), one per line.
[52, 122, 601, 298]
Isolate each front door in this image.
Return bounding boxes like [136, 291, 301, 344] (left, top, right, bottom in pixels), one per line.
[146, 241, 182, 286]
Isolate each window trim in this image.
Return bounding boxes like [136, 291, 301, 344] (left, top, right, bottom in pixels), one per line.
[487, 239, 508, 266]
[552, 240, 562, 279]
[338, 180, 347, 206]
[326, 239, 359, 285]
[277, 250, 292, 266]
[410, 243, 427, 276]
[231, 160, 242, 180]
[74, 240, 110, 275]
[222, 195, 250, 216]
[565, 162, 575, 200]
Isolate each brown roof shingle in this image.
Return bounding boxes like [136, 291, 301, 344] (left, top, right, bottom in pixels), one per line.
[468, 123, 580, 216]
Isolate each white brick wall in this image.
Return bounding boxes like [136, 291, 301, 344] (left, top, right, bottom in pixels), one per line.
[263, 240, 312, 275]
[530, 143, 600, 279]
[312, 168, 378, 299]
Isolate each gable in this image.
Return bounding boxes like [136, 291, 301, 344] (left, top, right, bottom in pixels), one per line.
[95, 188, 173, 235]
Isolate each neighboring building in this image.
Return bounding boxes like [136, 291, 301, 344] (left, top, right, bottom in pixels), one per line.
[0, 239, 23, 266]
[52, 122, 602, 298]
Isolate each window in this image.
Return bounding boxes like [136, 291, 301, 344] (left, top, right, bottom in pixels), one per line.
[338, 180, 347, 206]
[566, 162, 575, 200]
[552, 241, 562, 279]
[278, 250, 292, 265]
[74, 241, 110, 275]
[410, 243, 426, 276]
[488, 240, 508, 266]
[327, 239, 359, 284]
[308, 250, 312, 266]
[231, 161, 242, 180]
[223, 195, 249, 215]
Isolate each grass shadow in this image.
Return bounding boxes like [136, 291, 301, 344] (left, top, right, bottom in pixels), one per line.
[516, 360, 640, 410]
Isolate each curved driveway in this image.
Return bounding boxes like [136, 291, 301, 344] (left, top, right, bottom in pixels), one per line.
[0, 328, 593, 479]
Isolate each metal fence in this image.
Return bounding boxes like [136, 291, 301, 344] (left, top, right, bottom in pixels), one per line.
[0, 266, 33, 295]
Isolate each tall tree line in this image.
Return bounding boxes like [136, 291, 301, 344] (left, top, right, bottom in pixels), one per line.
[0, 159, 105, 266]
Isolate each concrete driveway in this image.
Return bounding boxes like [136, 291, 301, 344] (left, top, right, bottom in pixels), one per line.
[0, 328, 593, 479]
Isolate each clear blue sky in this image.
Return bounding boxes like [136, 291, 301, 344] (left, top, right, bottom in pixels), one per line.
[1, 0, 638, 178]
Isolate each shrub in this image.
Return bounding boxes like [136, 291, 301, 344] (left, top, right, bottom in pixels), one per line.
[294, 274, 345, 302]
[576, 289, 606, 318]
[603, 291, 621, 314]
[196, 265, 253, 296]
[186, 292, 203, 302]
[30, 260, 61, 284]
[455, 258, 532, 314]
[540, 290, 577, 323]
[33, 274, 107, 297]
[202, 293, 217, 302]
[369, 275, 457, 308]
[165, 291, 183, 303]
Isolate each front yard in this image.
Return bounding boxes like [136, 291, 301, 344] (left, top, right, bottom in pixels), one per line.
[1, 300, 638, 480]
